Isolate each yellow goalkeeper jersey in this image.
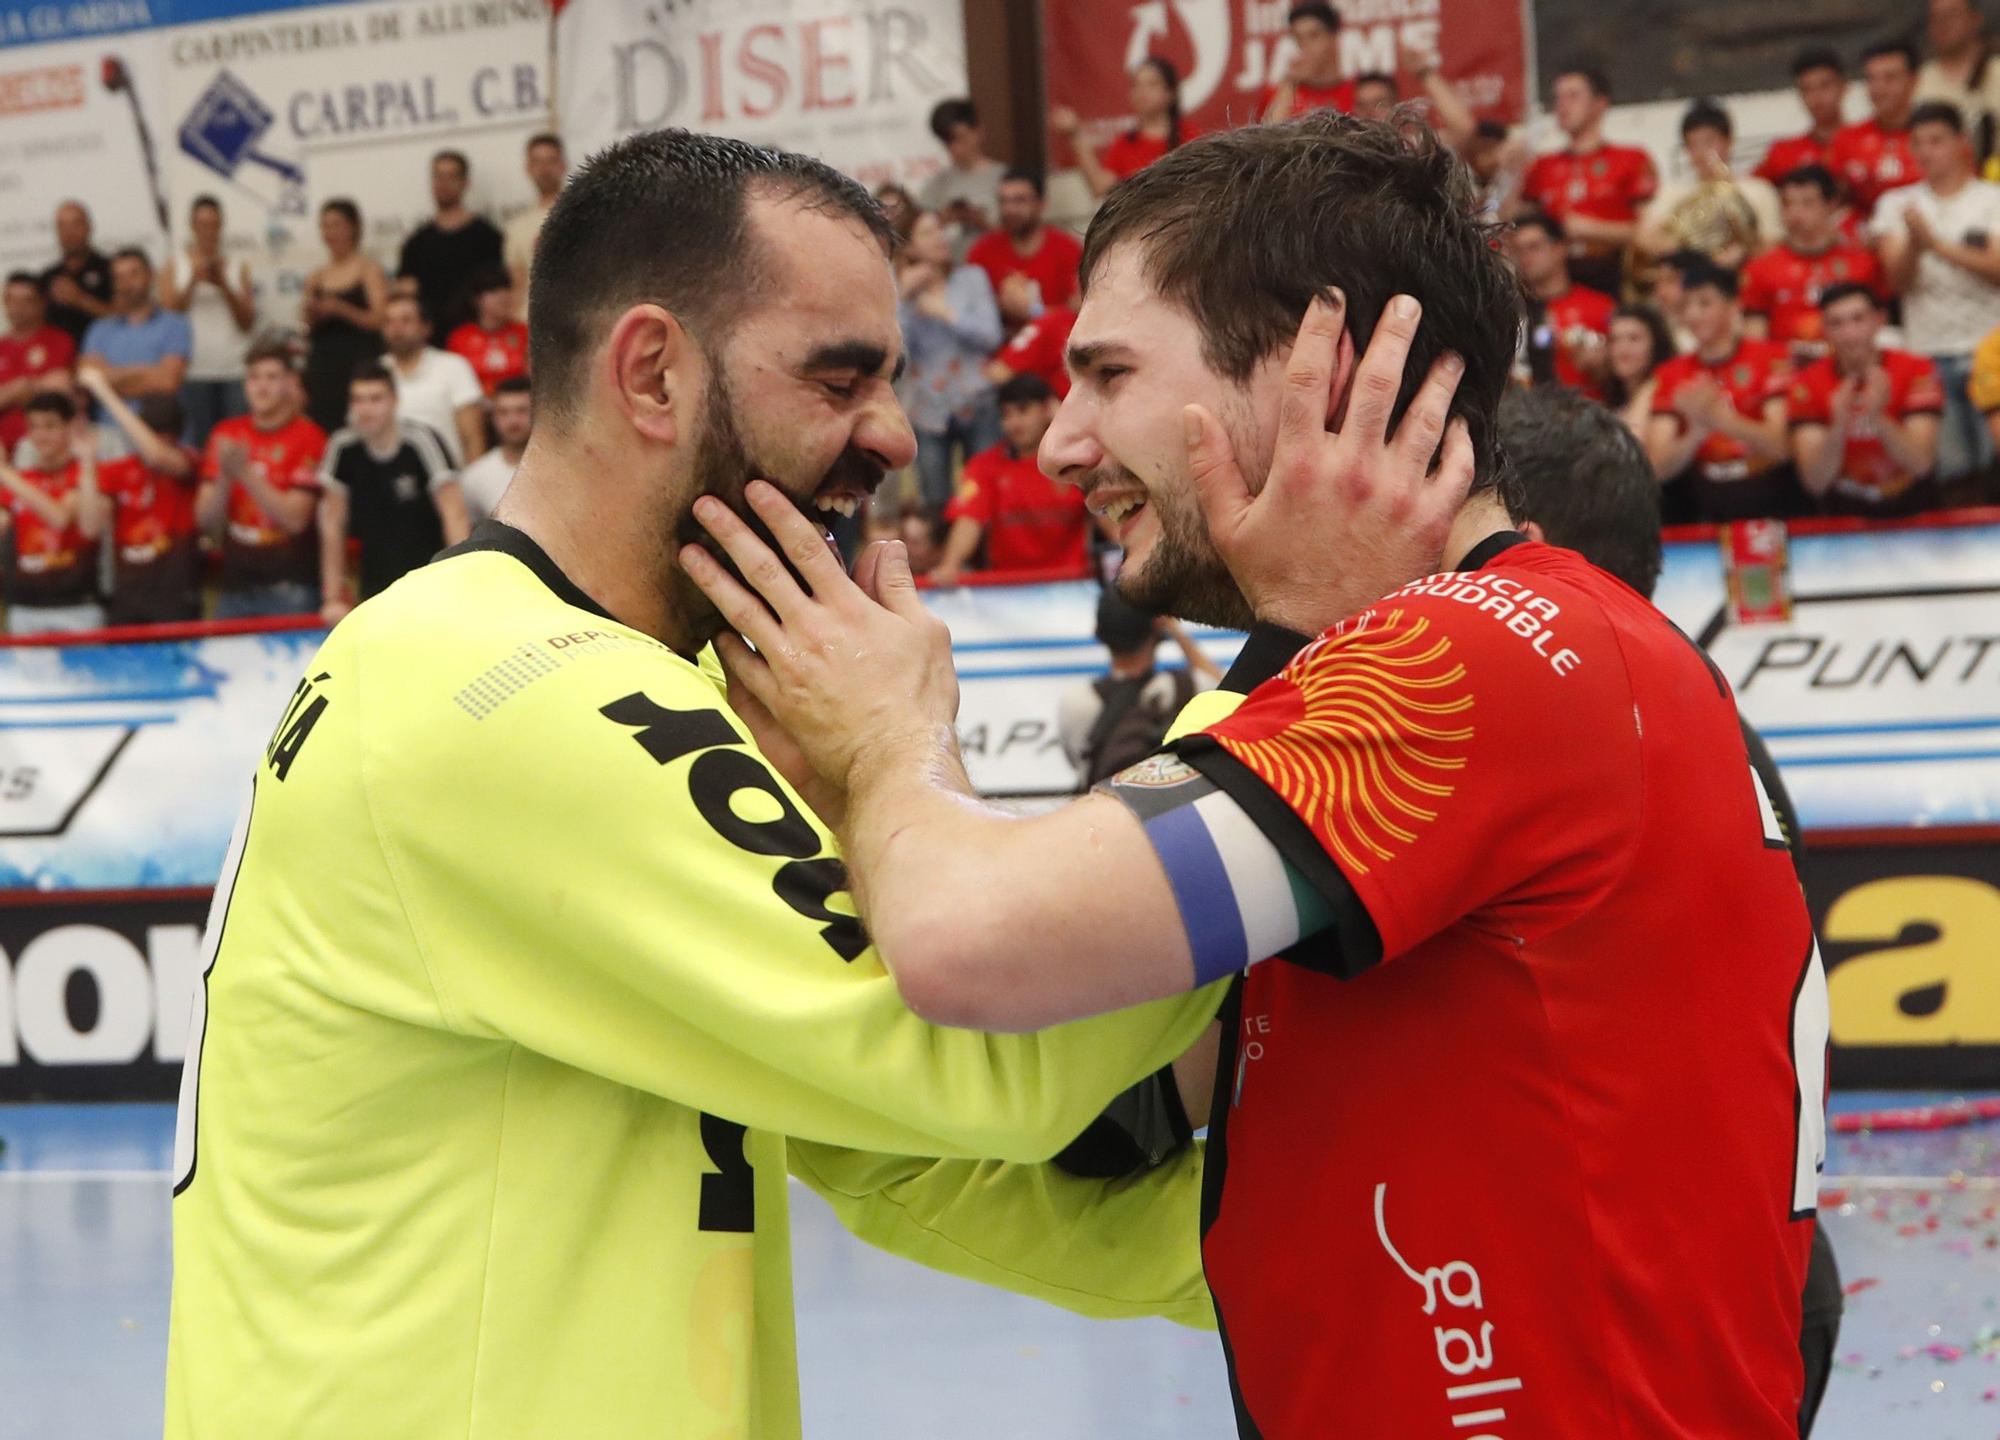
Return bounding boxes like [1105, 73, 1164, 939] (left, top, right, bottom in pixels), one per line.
[165, 521, 1221, 1439]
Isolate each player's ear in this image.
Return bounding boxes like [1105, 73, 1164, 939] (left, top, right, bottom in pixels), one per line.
[603, 303, 693, 448]
[1521, 519, 1547, 544]
[1326, 327, 1359, 432]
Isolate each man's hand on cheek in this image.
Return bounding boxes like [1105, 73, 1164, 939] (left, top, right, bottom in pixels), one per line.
[1183, 290, 1474, 638]
[680, 481, 962, 798]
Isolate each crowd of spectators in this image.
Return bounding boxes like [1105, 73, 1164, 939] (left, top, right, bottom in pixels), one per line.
[2, 1, 1996, 629]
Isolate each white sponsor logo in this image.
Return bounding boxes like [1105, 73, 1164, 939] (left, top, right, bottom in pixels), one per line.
[1374, 1182, 1522, 1436]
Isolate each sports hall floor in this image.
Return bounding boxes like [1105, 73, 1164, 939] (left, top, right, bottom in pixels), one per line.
[3, 1095, 1996, 1438]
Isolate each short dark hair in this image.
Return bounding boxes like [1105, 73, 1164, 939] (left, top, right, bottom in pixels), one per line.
[1861, 39, 1920, 71]
[527, 132, 564, 155]
[4, 270, 40, 291]
[349, 358, 396, 391]
[1776, 163, 1840, 201]
[1911, 100, 1967, 134]
[384, 291, 427, 321]
[494, 374, 534, 399]
[1081, 113, 1521, 506]
[1000, 167, 1046, 199]
[1792, 46, 1843, 80]
[434, 149, 470, 177]
[528, 128, 893, 434]
[1681, 100, 1732, 141]
[929, 98, 978, 145]
[1554, 65, 1612, 100]
[1474, 119, 1509, 143]
[110, 246, 151, 271]
[1511, 209, 1567, 244]
[1095, 588, 1158, 653]
[1818, 280, 1883, 314]
[1354, 71, 1399, 97]
[136, 394, 184, 438]
[320, 197, 362, 232]
[1658, 247, 1709, 280]
[997, 373, 1056, 407]
[470, 265, 513, 298]
[1681, 259, 1739, 299]
[1498, 387, 1662, 599]
[24, 392, 75, 422]
[1287, 2, 1340, 31]
[245, 336, 296, 371]
[190, 193, 221, 216]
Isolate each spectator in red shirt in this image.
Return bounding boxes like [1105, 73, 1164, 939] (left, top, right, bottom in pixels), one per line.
[1790, 282, 1944, 515]
[931, 374, 1090, 586]
[1518, 66, 1660, 294]
[75, 364, 200, 623]
[447, 267, 530, 400]
[1756, 49, 1852, 185]
[0, 271, 75, 456]
[1742, 165, 1887, 357]
[1831, 41, 1921, 218]
[1053, 57, 1193, 201]
[966, 172, 1084, 331]
[986, 302, 1077, 398]
[1646, 261, 1796, 520]
[1509, 211, 1616, 397]
[0, 391, 104, 633]
[1260, 3, 1352, 122]
[197, 338, 328, 618]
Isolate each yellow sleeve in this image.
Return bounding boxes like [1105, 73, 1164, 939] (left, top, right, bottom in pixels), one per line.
[1164, 686, 1247, 743]
[365, 625, 1222, 1163]
[787, 1140, 1215, 1329]
[1972, 328, 2000, 415]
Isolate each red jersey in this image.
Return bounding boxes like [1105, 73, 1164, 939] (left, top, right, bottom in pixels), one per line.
[993, 306, 1076, 398]
[1531, 285, 1616, 396]
[943, 443, 1088, 574]
[1261, 78, 1354, 119]
[202, 413, 327, 588]
[1739, 244, 1887, 347]
[1651, 340, 1793, 482]
[1753, 132, 1833, 185]
[1787, 350, 1945, 508]
[1828, 118, 1917, 216]
[1521, 144, 1658, 225]
[445, 321, 529, 398]
[965, 227, 1084, 315]
[1176, 537, 1820, 1438]
[0, 325, 75, 451]
[1099, 125, 1195, 180]
[4, 459, 95, 606]
[99, 452, 197, 561]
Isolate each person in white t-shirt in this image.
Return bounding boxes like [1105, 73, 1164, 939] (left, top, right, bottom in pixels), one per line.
[1876, 99, 2000, 480]
[160, 194, 257, 447]
[505, 132, 567, 320]
[381, 292, 484, 464]
[457, 372, 529, 521]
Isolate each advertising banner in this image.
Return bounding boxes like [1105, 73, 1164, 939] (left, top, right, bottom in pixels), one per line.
[1043, 0, 1530, 168]
[1, 0, 551, 317]
[556, 0, 968, 193]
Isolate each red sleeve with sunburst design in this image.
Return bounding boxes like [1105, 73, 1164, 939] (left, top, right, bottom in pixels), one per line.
[1194, 592, 1640, 961]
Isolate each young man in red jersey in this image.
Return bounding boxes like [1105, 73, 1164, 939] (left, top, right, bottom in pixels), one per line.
[1517, 66, 1659, 294]
[966, 171, 1083, 328]
[1831, 41, 1921, 218]
[930, 374, 1090, 586]
[684, 115, 1824, 1440]
[197, 338, 328, 618]
[1756, 49, 1852, 185]
[986, 297, 1076, 398]
[1647, 261, 1796, 520]
[76, 364, 200, 623]
[1743, 166, 1888, 357]
[0, 272, 76, 456]
[445, 268, 529, 400]
[0, 391, 104, 633]
[1509, 210, 1615, 397]
[1259, 3, 1352, 122]
[1790, 282, 1943, 516]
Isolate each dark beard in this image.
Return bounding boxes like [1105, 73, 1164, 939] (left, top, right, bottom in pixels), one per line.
[1097, 470, 1255, 631]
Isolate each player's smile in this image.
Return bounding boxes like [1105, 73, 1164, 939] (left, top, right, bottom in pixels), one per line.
[1082, 474, 1153, 545]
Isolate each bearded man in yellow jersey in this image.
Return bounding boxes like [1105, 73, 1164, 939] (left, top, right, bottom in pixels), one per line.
[164, 130, 1226, 1439]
